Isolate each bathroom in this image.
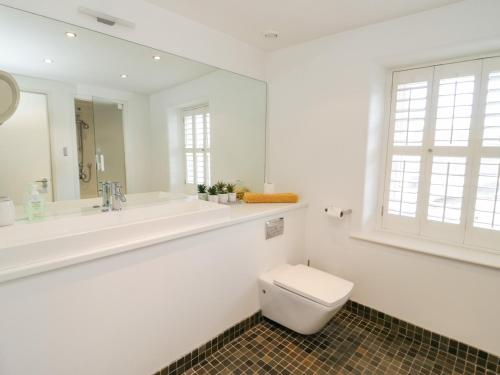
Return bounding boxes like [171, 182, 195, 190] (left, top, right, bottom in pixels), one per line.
[0, 1, 499, 374]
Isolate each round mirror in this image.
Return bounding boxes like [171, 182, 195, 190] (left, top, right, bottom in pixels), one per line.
[0, 70, 20, 125]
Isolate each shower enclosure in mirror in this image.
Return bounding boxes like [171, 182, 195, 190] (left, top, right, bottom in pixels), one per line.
[0, 5, 266, 219]
[75, 98, 127, 199]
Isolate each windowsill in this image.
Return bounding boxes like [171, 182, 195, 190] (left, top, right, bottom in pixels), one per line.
[350, 230, 500, 270]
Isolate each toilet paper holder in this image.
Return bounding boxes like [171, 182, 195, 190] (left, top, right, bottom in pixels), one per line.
[324, 206, 352, 219]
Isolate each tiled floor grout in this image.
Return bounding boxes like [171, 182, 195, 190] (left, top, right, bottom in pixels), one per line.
[181, 310, 498, 374]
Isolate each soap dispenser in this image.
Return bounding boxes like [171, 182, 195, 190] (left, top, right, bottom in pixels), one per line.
[25, 184, 44, 221]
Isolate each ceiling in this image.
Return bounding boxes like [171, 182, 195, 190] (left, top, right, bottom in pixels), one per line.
[0, 6, 216, 94]
[146, 0, 464, 51]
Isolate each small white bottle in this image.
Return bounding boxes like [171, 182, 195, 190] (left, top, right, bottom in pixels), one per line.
[0, 196, 15, 226]
[25, 184, 44, 221]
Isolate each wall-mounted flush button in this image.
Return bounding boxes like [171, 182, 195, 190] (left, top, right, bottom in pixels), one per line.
[63, 147, 69, 156]
[265, 217, 284, 239]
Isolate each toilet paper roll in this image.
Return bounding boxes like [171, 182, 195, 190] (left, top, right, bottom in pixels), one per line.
[264, 183, 275, 194]
[325, 206, 349, 219]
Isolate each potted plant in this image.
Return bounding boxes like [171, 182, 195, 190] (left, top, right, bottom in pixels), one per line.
[197, 184, 208, 201]
[215, 181, 228, 203]
[207, 185, 218, 203]
[226, 183, 237, 203]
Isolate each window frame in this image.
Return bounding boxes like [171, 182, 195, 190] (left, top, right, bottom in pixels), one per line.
[380, 56, 500, 252]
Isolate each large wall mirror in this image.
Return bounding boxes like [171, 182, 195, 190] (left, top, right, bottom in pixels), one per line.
[0, 5, 266, 218]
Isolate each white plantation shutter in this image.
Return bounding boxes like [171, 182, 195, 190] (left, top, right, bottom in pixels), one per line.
[464, 57, 500, 248]
[183, 106, 211, 186]
[383, 58, 500, 251]
[387, 155, 421, 218]
[383, 67, 433, 234]
[433, 76, 475, 147]
[393, 82, 427, 147]
[426, 156, 466, 225]
[482, 72, 500, 147]
[473, 158, 500, 230]
[185, 152, 194, 183]
[420, 60, 482, 241]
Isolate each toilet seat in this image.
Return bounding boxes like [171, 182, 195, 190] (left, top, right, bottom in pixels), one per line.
[273, 264, 354, 308]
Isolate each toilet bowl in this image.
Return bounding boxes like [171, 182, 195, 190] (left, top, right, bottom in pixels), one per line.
[258, 264, 354, 335]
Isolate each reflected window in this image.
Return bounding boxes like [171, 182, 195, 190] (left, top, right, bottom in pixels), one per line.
[183, 105, 211, 186]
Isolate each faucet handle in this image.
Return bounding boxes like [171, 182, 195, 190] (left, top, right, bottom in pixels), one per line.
[111, 182, 127, 207]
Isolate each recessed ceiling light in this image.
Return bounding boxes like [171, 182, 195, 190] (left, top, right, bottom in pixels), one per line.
[44, 58, 53, 64]
[153, 55, 161, 61]
[65, 32, 77, 38]
[120, 74, 128, 79]
[264, 30, 279, 39]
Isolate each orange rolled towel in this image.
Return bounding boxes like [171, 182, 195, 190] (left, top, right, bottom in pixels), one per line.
[243, 193, 299, 203]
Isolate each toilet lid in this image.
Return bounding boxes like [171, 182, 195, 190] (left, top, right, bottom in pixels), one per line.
[273, 264, 354, 308]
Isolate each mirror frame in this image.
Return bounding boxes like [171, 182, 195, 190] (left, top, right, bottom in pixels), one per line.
[0, 70, 20, 125]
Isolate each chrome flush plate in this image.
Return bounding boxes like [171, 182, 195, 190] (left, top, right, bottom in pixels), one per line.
[265, 217, 284, 239]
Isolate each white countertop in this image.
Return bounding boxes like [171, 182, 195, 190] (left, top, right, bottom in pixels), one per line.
[227, 201, 307, 221]
[0, 200, 307, 284]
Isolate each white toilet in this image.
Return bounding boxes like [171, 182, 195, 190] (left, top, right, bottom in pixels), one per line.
[258, 264, 354, 335]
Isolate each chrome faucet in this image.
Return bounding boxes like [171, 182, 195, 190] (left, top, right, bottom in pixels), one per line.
[99, 181, 126, 211]
[111, 182, 126, 211]
[99, 181, 112, 211]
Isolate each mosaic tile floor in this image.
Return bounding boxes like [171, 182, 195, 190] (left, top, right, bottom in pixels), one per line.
[182, 310, 497, 375]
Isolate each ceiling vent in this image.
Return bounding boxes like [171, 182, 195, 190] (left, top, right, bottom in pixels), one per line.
[264, 30, 279, 39]
[77, 7, 135, 29]
[97, 17, 115, 27]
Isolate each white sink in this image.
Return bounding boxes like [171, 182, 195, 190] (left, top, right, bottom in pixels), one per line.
[14, 191, 188, 220]
[0, 194, 230, 282]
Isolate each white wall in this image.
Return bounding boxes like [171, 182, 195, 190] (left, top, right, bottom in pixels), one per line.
[266, 0, 500, 356]
[0, 0, 265, 80]
[150, 70, 267, 192]
[0, 208, 306, 375]
[0, 92, 53, 203]
[14, 75, 80, 201]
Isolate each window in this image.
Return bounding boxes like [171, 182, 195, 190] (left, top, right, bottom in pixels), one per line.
[183, 106, 211, 186]
[382, 57, 500, 251]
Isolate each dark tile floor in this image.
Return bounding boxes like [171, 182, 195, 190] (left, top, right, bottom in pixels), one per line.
[182, 310, 497, 375]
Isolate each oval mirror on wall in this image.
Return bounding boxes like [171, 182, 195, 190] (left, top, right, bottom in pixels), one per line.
[0, 70, 20, 125]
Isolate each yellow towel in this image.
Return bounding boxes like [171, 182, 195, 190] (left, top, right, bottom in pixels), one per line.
[243, 193, 299, 203]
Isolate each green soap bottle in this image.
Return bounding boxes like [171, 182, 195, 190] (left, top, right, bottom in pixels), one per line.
[25, 184, 44, 221]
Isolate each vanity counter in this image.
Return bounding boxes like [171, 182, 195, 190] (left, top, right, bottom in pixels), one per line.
[226, 201, 308, 221]
[0, 199, 307, 284]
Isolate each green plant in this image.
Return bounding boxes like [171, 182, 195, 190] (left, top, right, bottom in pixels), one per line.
[207, 185, 218, 195]
[197, 184, 207, 193]
[226, 183, 235, 193]
[215, 181, 227, 194]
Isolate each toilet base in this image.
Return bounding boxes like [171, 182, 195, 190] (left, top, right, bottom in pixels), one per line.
[259, 278, 349, 335]
[262, 303, 344, 335]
